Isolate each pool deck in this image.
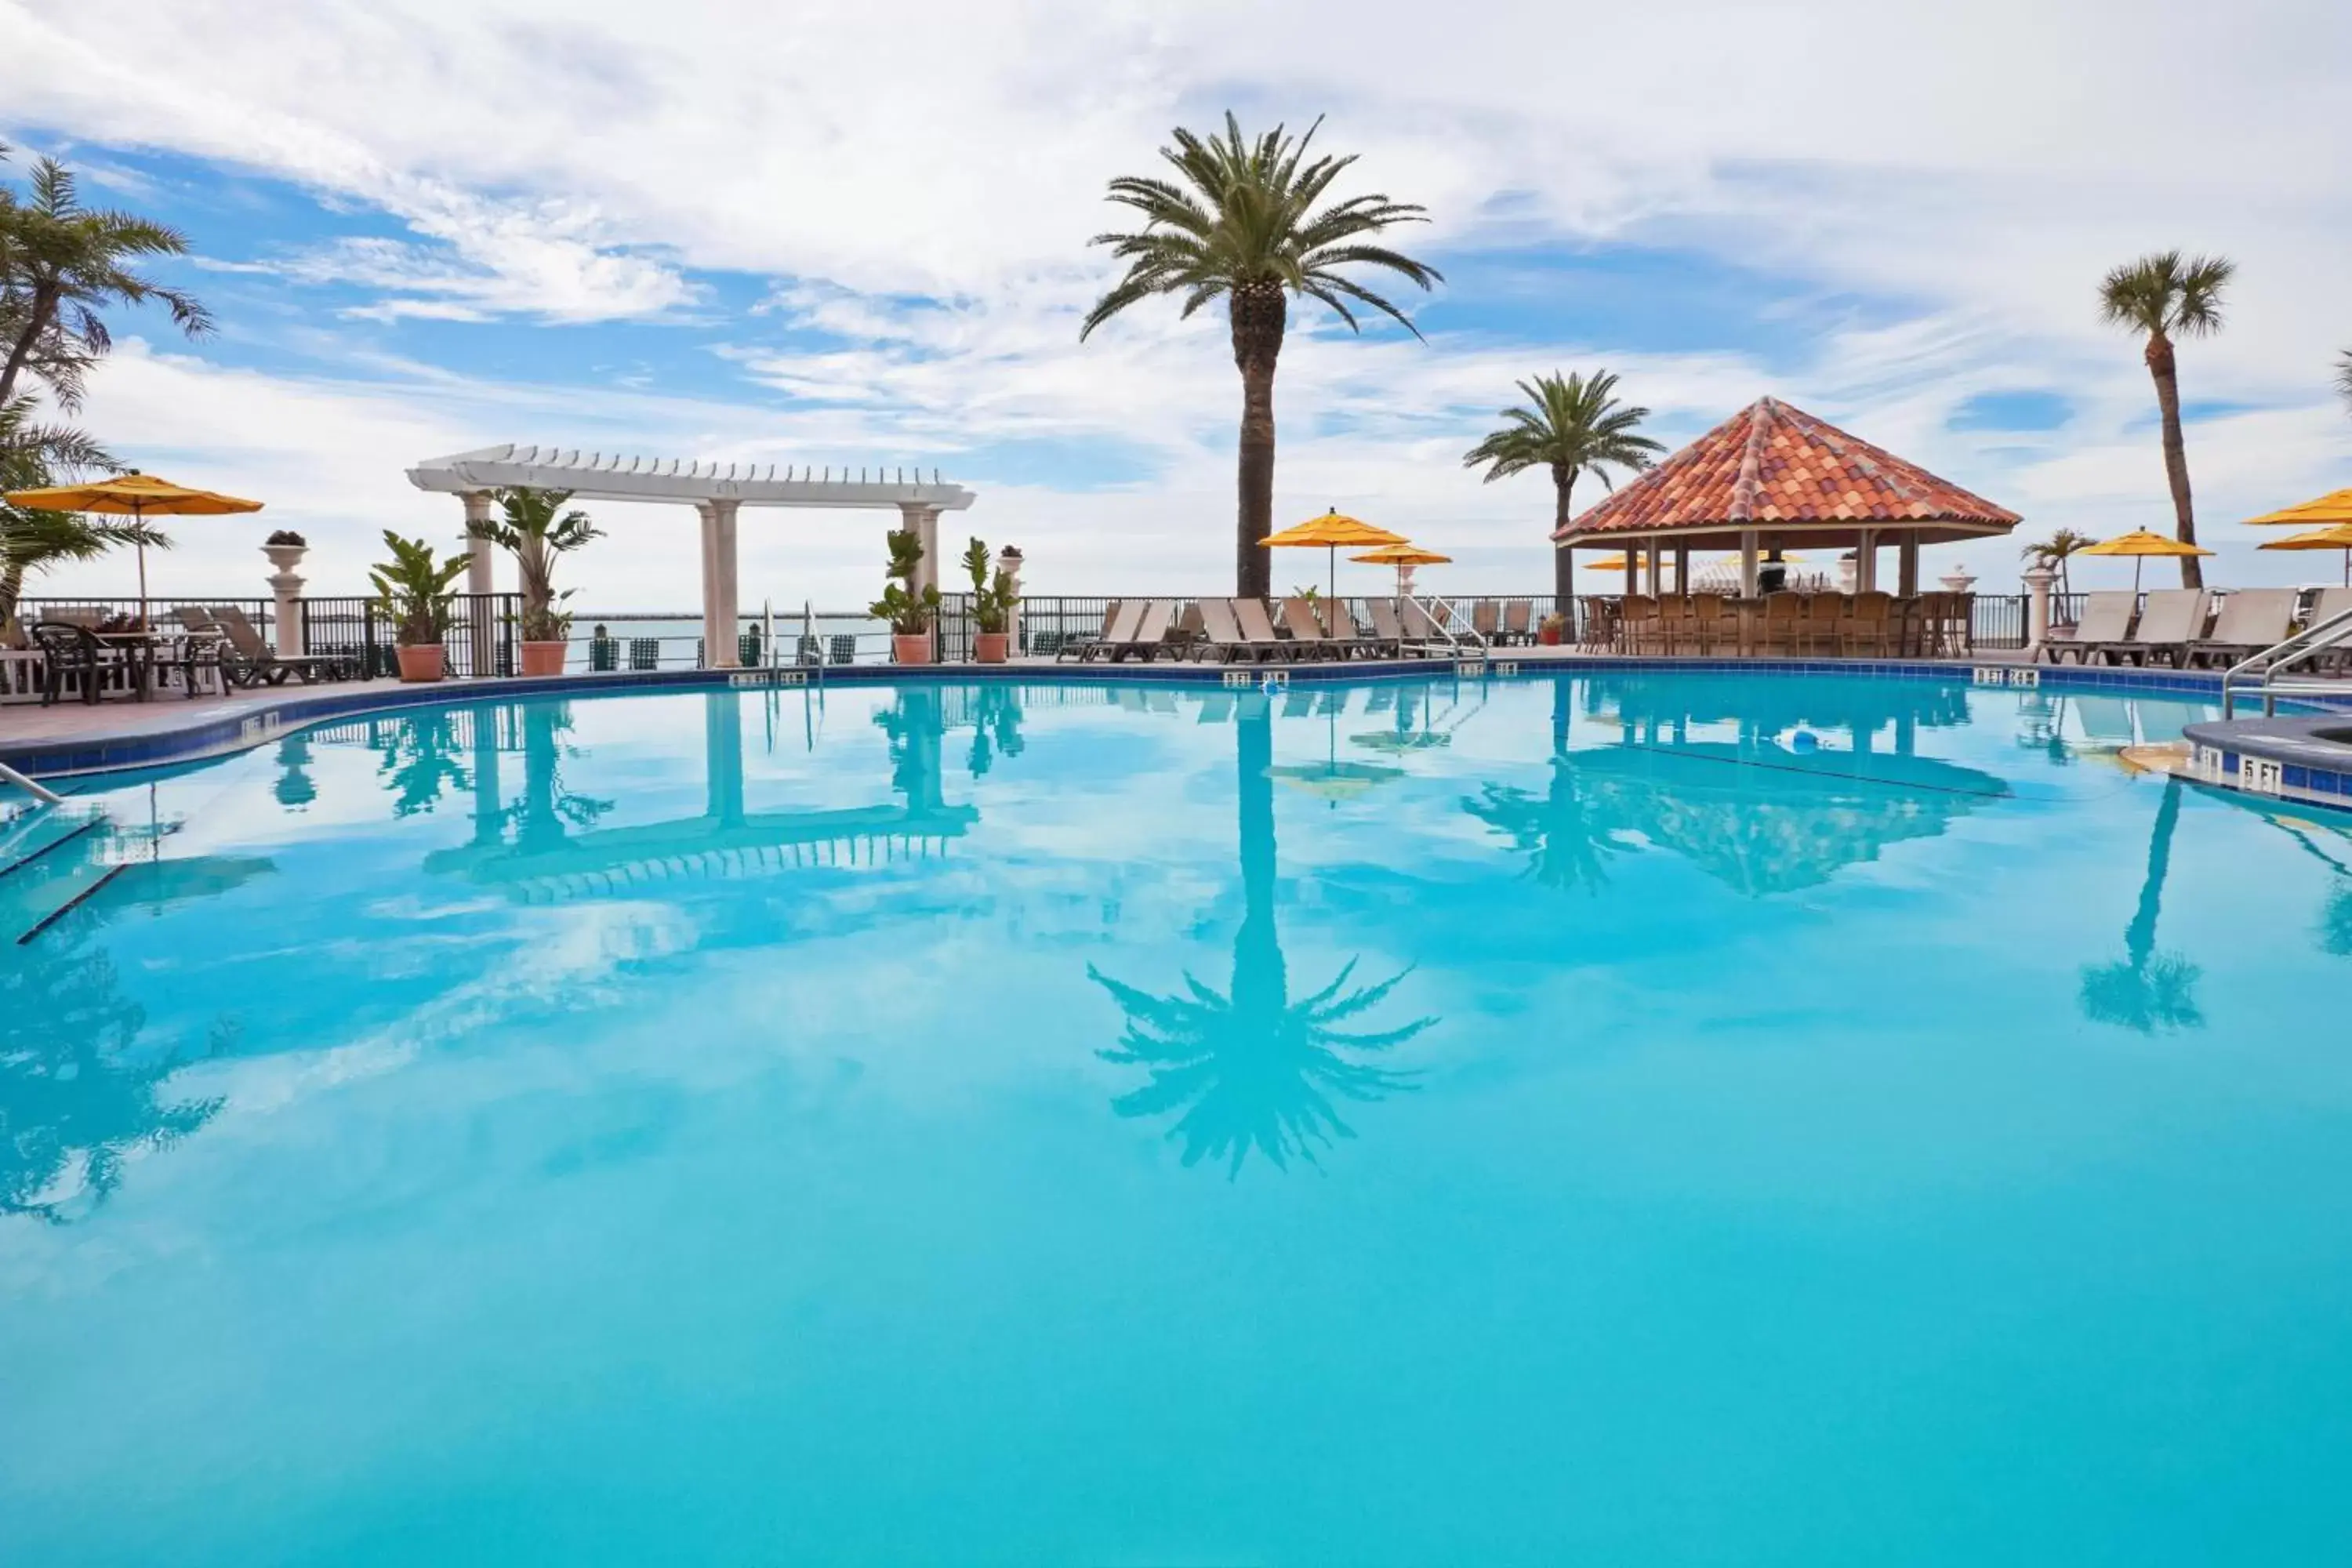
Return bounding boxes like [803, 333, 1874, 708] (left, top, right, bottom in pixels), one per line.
[0, 643, 2291, 783]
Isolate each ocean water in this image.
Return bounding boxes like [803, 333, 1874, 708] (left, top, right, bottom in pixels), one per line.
[4, 671, 2349, 1565]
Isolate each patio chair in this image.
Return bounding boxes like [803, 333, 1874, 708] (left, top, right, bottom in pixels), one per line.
[1233, 597, 1299, 660]
[1756, 591, 1802, 655]
[1367, 598, 1446, 655]
[1076, 601, 1144, 662]
[1319, 595, 1381, 659]
[1794, 595, 1842, 656]
[1059, 601, 1126, 662]
[2187, 589, 2297, 669]
[1577, 596, 1618, 652]
[2045, 591, 2136, 664]
[2102, 590, 2209, 668]
[1280, 597, 1338, 659]
[210, 606, 350, 686]
[1471, 599, 1502, 643]
[1678, 593, 1730, 655]
[1195, 597, 1275, 662]
[27, 622, 105, 706]
[1619, 594, 1664, 655]
[1838, 591, 1895, 657]
[1501, 599, 1535, 645]
[2304, 586, 2352, 673]
[1107, 600, 1177, 662]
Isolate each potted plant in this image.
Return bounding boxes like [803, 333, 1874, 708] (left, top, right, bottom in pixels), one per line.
[470, 488, 603, 677]
[369, 528, 471, 682]
[869, 527, 941, 665]
[263, 528, 308, 572]
[1537, 612, 1567, 646]
[961, 536, 1020, 664]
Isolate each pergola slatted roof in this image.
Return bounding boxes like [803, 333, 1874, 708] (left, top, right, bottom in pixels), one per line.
[1553, 397, 2019, 549]
[407, 443, 975, 510]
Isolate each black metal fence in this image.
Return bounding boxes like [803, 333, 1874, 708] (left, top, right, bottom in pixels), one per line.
[299, 593, 520, 679]
[15, 596, 278, 637]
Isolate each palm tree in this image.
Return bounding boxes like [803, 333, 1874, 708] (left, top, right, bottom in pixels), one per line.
[1463, 680, 1632, 892]
[2336, 348, 2352, 421]
[0, 396, 153, 628]
[2079, 776, 2204, 1033]
[1088, 702, 1432, 1174]
[2098, 250, 2234, 589]
[466, 487, 601, 641]
[1080, 114, 1441, 598]
[2020, 526, 2098, 598]
[1461, 371, 1663, 602]
[0, 149, 210, 412]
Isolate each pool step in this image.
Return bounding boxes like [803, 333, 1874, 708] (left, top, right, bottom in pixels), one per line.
[0, 808, 105, 884]
[0, 815, 125, 946]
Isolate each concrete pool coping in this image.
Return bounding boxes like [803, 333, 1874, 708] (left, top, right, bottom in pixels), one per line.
[4, 650, 2342, 782]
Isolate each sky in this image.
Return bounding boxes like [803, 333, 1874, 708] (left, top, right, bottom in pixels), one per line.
[3, 0, 2349, 611]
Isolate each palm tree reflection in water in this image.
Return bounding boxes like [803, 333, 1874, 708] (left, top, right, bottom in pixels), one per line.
[2080, 775, 2204, 1033]
[1090, 702, 1433, 1176]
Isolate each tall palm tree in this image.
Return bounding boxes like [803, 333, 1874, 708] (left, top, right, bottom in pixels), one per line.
[1080, 114, 1441, 597]
[2336, 348, 2352, 421]
[1088, 702, 1432, 1174]
[466, 487, 601, 641]
[1461, 370, 1663, 602]
[2098, 250, 2234, 589]
[2079, 776, 2203, 1033]
[0, 149, 210, 412]
[2020, 526, 2098, 598]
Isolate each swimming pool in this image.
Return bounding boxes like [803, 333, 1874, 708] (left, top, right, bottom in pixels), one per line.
[5, 670, 2349, 1563]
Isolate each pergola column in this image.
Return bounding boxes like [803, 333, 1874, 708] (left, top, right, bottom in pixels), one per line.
[898, 503, 942, 597]
[1739, 529, 1760, 597]
[1857, 528, 1878, 592]
[1674, 545, 1690, 595]
[1646, 539, 1664, 597]
[1898, 535, 1920, 597]
[699, 498, 741, 668]
[462, 490, 496, 676]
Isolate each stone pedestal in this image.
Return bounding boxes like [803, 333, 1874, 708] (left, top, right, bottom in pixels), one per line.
[263, 543, 308, 656]
[996, 546, 1024, 652]
[2022, 565, 2056, 659]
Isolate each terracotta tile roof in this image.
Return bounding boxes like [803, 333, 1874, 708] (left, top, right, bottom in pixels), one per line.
[1554, 397, 2020, 539]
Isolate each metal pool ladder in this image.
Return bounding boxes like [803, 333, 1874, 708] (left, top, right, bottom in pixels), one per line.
[2222, 602, 2352, 717]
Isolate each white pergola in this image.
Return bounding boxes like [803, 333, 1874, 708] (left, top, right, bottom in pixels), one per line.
[406, 444, 978, 667]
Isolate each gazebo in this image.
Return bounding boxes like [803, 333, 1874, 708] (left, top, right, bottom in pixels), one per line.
[408, 445, 978, 669]
[1552, 397, 2020, 599]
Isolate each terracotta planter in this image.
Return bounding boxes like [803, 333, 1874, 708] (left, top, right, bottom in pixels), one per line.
[892, 633, 935, 666]
[519, 641, 567, 677]
[973, 630, 1010, 665]
[395, 644, 445, 683]
[1537, 625, 1564, 646]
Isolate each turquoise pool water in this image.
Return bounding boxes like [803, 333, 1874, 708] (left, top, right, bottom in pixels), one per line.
[5, 671, 2350, 1564]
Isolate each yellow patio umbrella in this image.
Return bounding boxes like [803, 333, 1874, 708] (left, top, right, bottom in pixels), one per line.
[2244, 487, 2352, 528]
[1350, 540, 1450, 597]
[2, 469, 264, 606]
[1262, 509, 1407, 601]
[2256, 521, 2352, 586]
[2079, 528, 2213, 592]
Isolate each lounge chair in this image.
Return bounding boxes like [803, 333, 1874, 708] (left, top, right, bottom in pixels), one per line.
[1059, 601, 1126, 662]
[1195, 598, 1280, 663]
[1319, 596, 1381, 659]
[1076, 601, 1144, 662]
[2100, 590, 2208, 668]
[1400, 597, 1457, 651]
[1471, 599, 1502, 644]
[2301, 587, 2352, 674]
[1370, 599, 1447, 655]
[211, 605, 350, 685]
[2188, 589, 2297, 668]
[1279, 597, 1338, 659]
[1232, 597, 1298, 660]
[2043, 591, 2136, 664]
[1107, 600, 1177, 662]
[1501, 599, 1535, 645]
